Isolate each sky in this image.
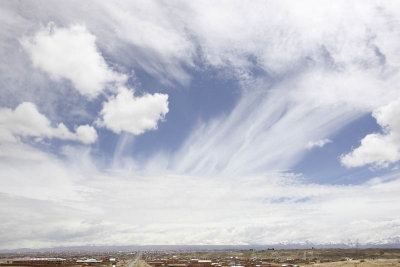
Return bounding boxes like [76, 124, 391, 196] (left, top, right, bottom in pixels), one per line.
[1, 0, 400, 249]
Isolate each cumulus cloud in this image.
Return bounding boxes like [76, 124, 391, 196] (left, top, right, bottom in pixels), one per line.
[341, 100, 400, 168]
[74, 125, 98, 145]
[96, 87, 169, 135]
[21, 23, 126, 98]
[0, 102, 97, 144]
[20, 23, 171, 138]
[306, 139, 332, 150]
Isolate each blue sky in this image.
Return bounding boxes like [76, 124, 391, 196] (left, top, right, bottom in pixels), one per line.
[1, 0, 400, 249]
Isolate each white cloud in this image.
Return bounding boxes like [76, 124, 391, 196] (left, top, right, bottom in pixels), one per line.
[149, 0, 400, 176]
[306, 138, 332, 150]
[96, 87, 169, 135]
[102, 1, 195, 86]
[341, 100, 400, 168]
[75, 125, 98, 145]
[0, 102, 97, 144]
[21, 23, 126, 99]
[20, 23, 170, 137]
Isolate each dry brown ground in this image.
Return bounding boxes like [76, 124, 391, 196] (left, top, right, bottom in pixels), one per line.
[118, 259, 130, 267]
[134, 260, 152, 267]
[305, 259, 400, 267]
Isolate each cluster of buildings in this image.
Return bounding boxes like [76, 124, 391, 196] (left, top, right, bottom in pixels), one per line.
[143, 255, 316, 267]
[0, 257, 116, 266]
[2, 258, 67, 265]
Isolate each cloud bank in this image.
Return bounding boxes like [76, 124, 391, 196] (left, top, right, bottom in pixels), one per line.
[1, 163, 399, 249]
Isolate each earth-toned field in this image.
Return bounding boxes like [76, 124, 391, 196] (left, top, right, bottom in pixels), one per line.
[135, 260, 153, 267]
[309, 259, 400, 267]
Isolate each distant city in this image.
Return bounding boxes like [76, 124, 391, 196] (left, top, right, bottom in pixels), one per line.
[1, 248, 400, 267]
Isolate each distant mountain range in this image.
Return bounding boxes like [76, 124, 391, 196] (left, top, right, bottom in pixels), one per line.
[1, 243, 400, 253]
